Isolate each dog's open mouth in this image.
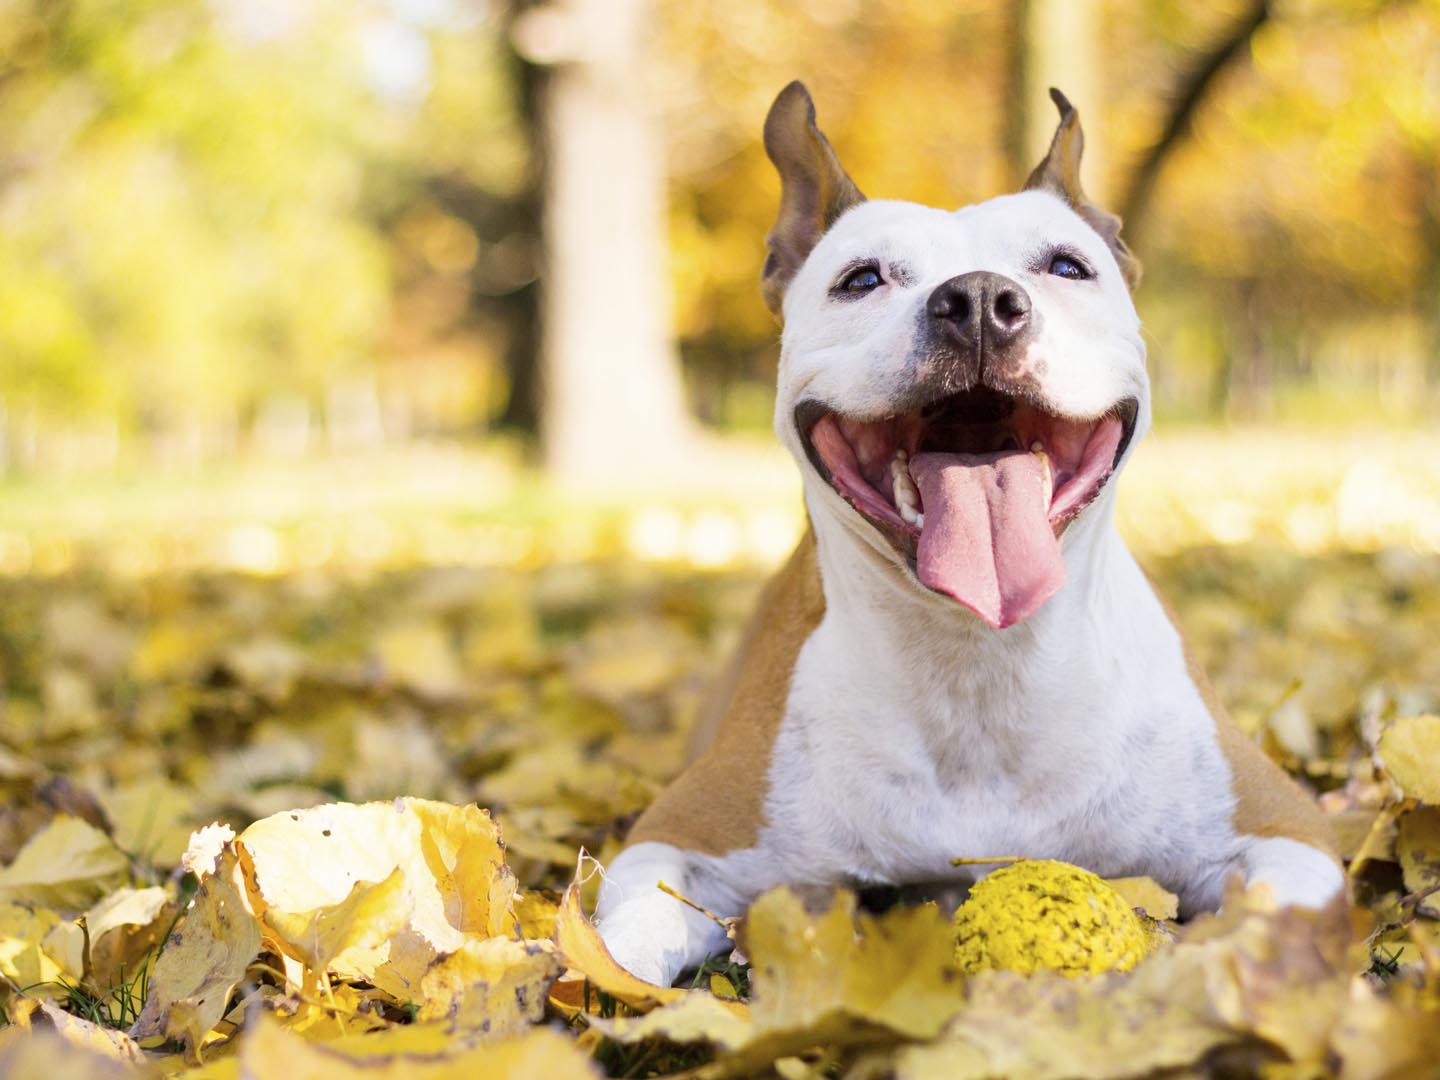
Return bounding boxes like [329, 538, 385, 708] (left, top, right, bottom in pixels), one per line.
[797, 387, 1138, 628]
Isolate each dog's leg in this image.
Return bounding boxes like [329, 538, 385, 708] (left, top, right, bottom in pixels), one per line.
[594, 841, 740, 987]
[1236, 836, 1345, 909]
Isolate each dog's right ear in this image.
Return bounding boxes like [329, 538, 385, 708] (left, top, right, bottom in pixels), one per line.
[761, 82, 865, 318]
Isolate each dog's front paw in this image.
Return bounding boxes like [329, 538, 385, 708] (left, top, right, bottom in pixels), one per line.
[596, 906, 682, 987]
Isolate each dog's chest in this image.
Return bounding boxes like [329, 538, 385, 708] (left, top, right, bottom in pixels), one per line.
[751, 572, 1237, 893]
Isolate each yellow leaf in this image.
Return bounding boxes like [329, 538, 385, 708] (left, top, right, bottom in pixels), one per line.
[374, 620, 466, 700]
[8, 996, 148, 1068]
[263, 983, 390, 1042]
[0, 1027, 152, 1079]
[1397, 806, 1440, 918]
[417, 937, 562, 1036]
[589, 991, 751, 1050]
[0, 815, 129, 910]
[514, 889, 559, 940]
[262, 867, 410, 995]
[1103, 876, 1180, 921]
[234, 1010, 601, 1079]
[44, 886, 171, 984]
[86, 886, 170, 946]
[1377, 715, 1440, 803]
[100, 779, 200, 868]
[742, 888, 961, 1042]
[407, 800, 518, 940]
[236, 800, 518, 1001]
[0, 901, 65, 996]
[130, 847, 262, 1062]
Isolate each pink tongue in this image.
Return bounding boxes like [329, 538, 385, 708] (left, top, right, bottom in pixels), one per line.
[909, 449, 1065, 629]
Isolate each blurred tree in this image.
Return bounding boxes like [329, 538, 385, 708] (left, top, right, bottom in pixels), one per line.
[513, 0, 694, 487]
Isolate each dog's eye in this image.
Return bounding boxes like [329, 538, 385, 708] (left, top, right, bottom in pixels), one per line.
[1048, 254, 1091, 280]
[838, 266, 883, 293]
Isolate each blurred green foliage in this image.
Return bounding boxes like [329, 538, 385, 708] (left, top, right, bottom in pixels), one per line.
[0, 0, 1437, 467]
[0, 0, 527, 458]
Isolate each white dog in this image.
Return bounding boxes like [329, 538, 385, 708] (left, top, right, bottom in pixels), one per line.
[595, 83, 1343, 987]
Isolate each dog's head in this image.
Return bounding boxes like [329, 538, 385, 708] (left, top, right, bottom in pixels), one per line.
[764, 82, 1149, 629]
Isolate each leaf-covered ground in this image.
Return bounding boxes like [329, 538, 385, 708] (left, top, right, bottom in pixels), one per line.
[0, 435, 1438, 1078]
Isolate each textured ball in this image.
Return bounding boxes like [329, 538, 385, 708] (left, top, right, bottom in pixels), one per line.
[952, 860, 1153, 977]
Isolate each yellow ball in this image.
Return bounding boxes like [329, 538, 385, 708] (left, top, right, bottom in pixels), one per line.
[952, 860, 1152, 977]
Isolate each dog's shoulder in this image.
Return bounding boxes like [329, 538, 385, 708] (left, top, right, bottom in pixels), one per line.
[627, 527, 824, 855]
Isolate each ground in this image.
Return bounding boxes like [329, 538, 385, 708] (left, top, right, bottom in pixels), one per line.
[0, 429, 1437, 1078]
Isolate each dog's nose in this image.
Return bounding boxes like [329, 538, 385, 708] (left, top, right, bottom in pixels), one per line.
[927, 272, 1032, 351]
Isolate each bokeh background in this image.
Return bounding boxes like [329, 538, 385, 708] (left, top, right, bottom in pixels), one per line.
[1, 0, 1439, 573]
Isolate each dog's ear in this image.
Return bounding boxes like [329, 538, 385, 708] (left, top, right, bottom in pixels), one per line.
[1024, 88, 1141, 290]
[761, 81, 866, 318]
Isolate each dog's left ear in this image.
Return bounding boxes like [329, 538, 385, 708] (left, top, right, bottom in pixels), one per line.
[1024, 88, 1142, 290]
[761, 81, 866, 318]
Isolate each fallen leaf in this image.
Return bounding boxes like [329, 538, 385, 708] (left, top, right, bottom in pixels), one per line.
[0, 815, 130, 909]
[262, 867, 410, 998]
[130, 846, 262, 1061]
[1396, 806, 1440, 918]
[43, 885, 171, 985]
[0, 901, 65, 996]
[514, 889, 559, 939]
[416, 937, 562, 1037]
[233, 1009, 601, 1078]
[740, 888, 962, 1045]
[9, 996, 148, 1067]
[0, 1027, 150, 1079]
[589, 991, 751, 1050]
[100, 778, 199, 868]
[373, 620, 467, 700]
[236, 799, 519, 1000]
[1105, 876, 1180, 921]
[1377, 714, 1440, 803]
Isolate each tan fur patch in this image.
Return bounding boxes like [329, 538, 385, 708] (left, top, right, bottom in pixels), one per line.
[627, 529, 824, 855]
[1150, 577, 1336, 855]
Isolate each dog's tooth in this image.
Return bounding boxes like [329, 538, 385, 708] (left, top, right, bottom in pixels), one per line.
[1032, 445, 1053, 503]
[891, 451, 922, 525]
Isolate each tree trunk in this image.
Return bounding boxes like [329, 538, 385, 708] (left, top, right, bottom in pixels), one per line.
[1014, 0, 1105, 201]
[517, 0, 693, 488]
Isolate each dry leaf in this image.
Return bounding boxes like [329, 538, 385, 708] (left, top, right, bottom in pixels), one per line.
[589, 991, 751, 1051]
[1105, 876, 1180, 921]
[0, 901, 65, 996]
[1377, 714, 1440, 803]
[0, 1027, 151, 1079]
[261, 867, 411, 997]
[8, 996, 148, 1067]
[0, 815, 130, 910]
[233, 1009, 600, 1079]
[236, 799, 518, 1001]
[130, 846, 262, 1061]
[1396, 806, 1440, 918]
[416, 937, 562, 1036]
[100, 778, 199, 868]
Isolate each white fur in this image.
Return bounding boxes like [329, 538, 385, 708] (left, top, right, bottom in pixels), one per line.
[594, 190, 1341, 987]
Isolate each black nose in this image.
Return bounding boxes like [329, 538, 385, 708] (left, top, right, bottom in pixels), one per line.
[927, 271, 1032, 352]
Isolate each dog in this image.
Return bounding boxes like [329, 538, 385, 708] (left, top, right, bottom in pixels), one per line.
[594, 82, 1343, 987]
